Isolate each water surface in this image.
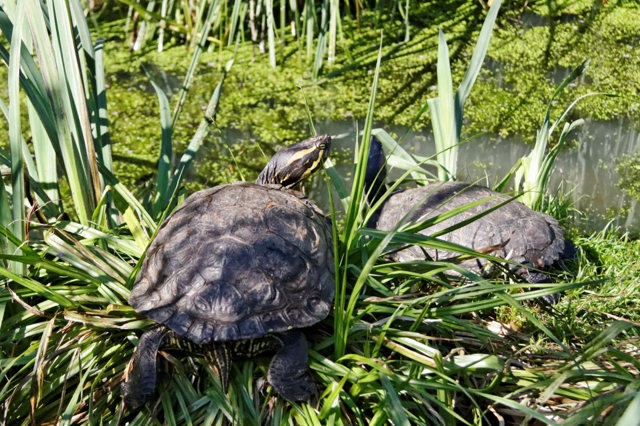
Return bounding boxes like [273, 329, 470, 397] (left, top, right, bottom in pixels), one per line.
[306, 118, 640, 235]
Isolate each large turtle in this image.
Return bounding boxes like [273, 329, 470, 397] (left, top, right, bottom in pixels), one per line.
[122, 135, 334, 409]
[365, 137, 571, 283]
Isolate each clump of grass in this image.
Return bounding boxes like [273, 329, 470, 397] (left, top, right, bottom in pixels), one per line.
[0, 1, 638, 425]
[509, 59, 611, 211]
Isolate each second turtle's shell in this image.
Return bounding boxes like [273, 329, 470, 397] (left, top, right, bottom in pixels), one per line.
[375, 182, 566, 272]
[129, 182, 335, 344]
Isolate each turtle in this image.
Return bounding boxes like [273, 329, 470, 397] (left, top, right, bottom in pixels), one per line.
[365, 136, 573, 284]
[122, 134, 334, 410]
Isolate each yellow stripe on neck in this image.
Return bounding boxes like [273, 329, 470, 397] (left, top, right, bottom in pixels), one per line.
[274, 146, 321, 184]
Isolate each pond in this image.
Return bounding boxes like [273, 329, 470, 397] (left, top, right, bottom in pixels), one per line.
[119, 63, 639, 236]
[299, 118, 640, 235]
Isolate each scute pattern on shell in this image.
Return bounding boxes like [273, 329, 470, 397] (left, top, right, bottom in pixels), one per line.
[375, 182, 565, 272]
[129, 182, 334, 344]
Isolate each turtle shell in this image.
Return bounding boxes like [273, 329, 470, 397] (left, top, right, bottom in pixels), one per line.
[129, 182, 335, 345]
[375, 182, 566, 272]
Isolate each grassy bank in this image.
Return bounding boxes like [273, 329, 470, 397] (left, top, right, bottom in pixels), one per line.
[0, 0, 639, 424]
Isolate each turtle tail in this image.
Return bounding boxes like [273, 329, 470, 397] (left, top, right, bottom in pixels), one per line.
[122, 326, 168, 410]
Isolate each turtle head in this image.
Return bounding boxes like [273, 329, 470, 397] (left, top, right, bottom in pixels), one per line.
[257, 134, 331, 188]
[364, 135, 387, 206]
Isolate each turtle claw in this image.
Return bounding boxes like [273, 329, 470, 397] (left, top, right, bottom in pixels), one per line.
[273, 368, 316, 402]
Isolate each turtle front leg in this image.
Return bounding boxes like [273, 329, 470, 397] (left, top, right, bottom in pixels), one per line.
[517, 263, 560, 305]
[122, 326, 168, 410]
[267, 330, 316, 401]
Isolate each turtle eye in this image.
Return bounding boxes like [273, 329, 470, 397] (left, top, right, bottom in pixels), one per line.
[318, 143, 326, 149]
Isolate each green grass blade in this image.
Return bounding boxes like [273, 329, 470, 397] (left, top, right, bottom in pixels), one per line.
[545, 59, 590, 122]
[51, 0, 101, 207]
[94, 38, 119, 227]
[266, 0, 276, 68]
[99, 164, 157, 234]
[332, 39, 385, 359]
[0, 179, 11, 261]
[456, 0, 501, 106]
[0, 265, 74, 307]
[123, 205, 151, 251]
[380, 375, 410, 426]
[69, 0, 95, 64]
[615, 391, 640, 426]
[428, 97, 446, 178]
[305, 0, 314, 61]
[328, 0, 337, 64]
[31, 316, 55, 408]
[60, 357, 97, 426]
[477, 392, 561, 426]
[28, 99, 60, 216]
[572, 321, 636, 365]
[372, 128, 437, 183]
[323, 158, 350, 209]
[93, 39, 111, 164]
[228, 0, 242, 47]
[0, 253, 102, 286]
[515, 60, 600, 209]
[549, 92, 607, 135]
[142, 64, 173, 215]
[27, 0, 93, 224]
[11, 100, 60, 220]
[313, 0, 329, 78]
[7, 0, 26, 273]
[344, 34, 383, 245]
[0, 6, 49, 105]
[433, 28, 456, 181]
[157, 0, 169, 51]
[49, 220, 142, 258]
[171, 0, 218, 130]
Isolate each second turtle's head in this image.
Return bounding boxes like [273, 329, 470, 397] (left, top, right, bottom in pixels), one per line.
[257, 134, 331, 188]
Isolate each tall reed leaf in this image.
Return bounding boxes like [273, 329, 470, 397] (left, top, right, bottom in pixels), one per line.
[428, 0, 501, 181]
[7, 0, 26, 273]
[328, 0, 338, 64]
[142, 65, 173, 216]
[21, 0, 97, 224]
[94, 39, 119, 226]
[172, 0, 219, 129]
[266, 0, 277, 68]
[334, 33, 383, 359]
[513, 59, 608, 210]
[50, 0, 102, 207]
[313, 0, 329, 79]
[0, 183, 10, 261]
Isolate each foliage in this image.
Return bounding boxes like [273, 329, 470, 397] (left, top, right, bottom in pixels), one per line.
[0, 1, 638, 425]
[110, 0, 394, 77]
[509, 59, 603, 210]
[0, 0, 229, 423]
[2, 0, 638, 198]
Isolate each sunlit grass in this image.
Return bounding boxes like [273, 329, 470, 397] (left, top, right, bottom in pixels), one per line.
[0, 1, 638, 425]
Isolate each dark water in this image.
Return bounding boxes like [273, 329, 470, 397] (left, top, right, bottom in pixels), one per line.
[139, 63, 640, 235]
[306, 118, 640, 235]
